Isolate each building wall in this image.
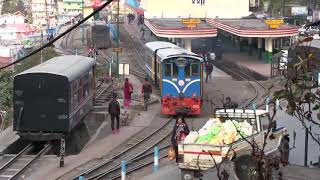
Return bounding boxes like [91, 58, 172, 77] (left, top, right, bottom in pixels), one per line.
[0, 14, 25, 25]
[63, 0, 83, 10]
[31, 0, 58, 28]
[140, 0, 250, 19]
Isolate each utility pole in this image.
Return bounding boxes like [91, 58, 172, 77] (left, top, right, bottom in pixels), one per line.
[82, 0, 85, 44]
[45, 0, 49, 31]
[116, 0, 120, 78]
[304, 126, 311, 166]
[41, 32, 43, 63]
[282, 0, 286, 17]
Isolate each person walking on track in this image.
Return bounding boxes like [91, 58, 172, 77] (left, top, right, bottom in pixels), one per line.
[108, 93, 121, 134]
[141, 78, 152, 111]
[123, 78, 133, 109]
[223, 97, 238, 109]
[140, 26, 145, 40]
[205, 61, 213, 83]
[171, 116, 190, 162]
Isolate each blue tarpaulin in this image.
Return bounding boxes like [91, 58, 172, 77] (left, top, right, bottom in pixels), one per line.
[107, 22, 118, 41]
[125, 0, 139, 8]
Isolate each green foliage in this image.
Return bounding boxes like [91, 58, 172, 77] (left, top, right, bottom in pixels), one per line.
[15, 48, 59, 74]
[1, 0, 26, 15]
[16, 0, 26, 15]
[264, 0, 294, 17]
[0, 70, 15, 111]
[273, 37, 320, 122]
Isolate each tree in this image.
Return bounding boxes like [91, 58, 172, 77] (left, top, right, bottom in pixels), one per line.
[15, 47, 58, 74]
[273, 36, 320, 148]
[1, 0, 26, 15]
[0, 70, 14, 111]
[263, 0, 294, 17]
[16, 0, 26, 15]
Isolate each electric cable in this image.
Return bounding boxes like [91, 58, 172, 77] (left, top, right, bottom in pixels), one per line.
[0, 0, 114, 70]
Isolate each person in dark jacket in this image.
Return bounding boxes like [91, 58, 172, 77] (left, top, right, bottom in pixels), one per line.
[171, 116, 190, 162]
[205, 61, 213, 83]
[223, 97, 238, 109]
[108, 93, 121, 134]
[141, 78, 152, 111]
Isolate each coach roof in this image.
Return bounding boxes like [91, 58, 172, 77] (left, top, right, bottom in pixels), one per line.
[145, 41, 203, 62]
[16, 55, 96, 81]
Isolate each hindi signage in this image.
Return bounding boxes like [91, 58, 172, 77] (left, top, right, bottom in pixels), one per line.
[265, 19, 284, 29]
[182, 18, 201, 28]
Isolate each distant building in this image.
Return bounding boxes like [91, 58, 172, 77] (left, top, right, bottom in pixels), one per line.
[249, 0, 260, 12]
[31, 0, 58, 29]
[140, 0, 251, 19]
[0, 12, 25, 25]
[63, 0, 83, 12]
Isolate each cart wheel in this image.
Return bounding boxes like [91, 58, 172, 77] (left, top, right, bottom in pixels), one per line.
[235, 155, 259, 180]
[180, 169, 194, 180]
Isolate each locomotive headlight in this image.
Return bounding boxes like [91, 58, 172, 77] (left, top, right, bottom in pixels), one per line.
[192, 105, 199, 109]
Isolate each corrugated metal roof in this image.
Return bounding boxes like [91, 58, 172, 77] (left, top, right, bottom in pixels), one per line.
[145, 41, 203, 62]
[16, 55, 96, 81]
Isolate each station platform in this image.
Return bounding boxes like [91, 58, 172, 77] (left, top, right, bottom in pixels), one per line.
[0, 126, 19, 154]
[27, 72, 161, 180]
[223, 52, 271, 78]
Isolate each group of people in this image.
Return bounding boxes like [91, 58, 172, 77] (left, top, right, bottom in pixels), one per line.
[88, 45, 99, 58]
[107, 78, 153, 134]
[137, 14, 144, 26]
[127, 13, 135, 24]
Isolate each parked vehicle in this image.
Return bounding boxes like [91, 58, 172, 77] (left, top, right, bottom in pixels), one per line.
[178, 109, 289, 180]
[87, 21, 111, 49]
[13, 55, 96, 141]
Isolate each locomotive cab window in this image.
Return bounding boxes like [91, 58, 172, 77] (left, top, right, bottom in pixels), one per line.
[191, 63, 199, 76]
[164, 63, 172, 76]
[172, 63, 178, 77]
[185, 63, 191, 77]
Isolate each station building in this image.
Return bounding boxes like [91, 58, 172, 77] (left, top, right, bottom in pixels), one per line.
[127, 0, 300, 75]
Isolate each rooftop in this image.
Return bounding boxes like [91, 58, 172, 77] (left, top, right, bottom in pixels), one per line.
[216, 18, 297, 30]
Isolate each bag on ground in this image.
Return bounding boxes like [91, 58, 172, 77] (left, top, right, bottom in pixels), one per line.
[168, 146, 176, 160]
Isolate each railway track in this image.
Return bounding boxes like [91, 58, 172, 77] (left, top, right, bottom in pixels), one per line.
[212, 60, 268, 108]
[55, 117, 174, 180]
[0, 144, 51, 180]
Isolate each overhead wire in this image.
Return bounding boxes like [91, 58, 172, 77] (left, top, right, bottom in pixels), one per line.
[0, 0, 114, 70]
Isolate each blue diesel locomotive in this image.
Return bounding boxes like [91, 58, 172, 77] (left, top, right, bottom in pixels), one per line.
[145, 41, 204, 115]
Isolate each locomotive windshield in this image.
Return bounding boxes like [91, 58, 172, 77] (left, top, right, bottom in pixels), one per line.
[164, 62, 178, 77]
[185, 63, 199, 77]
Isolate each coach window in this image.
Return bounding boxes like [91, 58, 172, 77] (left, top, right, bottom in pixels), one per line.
[191, 63, 199, 76]
[164, 63, 172, 76]
[72, 81, 79, 110]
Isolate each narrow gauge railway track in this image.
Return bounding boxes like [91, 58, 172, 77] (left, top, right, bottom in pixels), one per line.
[69, 118, 174, 180]
[212, 60, 268, 108]
[0, 144, 51, 180]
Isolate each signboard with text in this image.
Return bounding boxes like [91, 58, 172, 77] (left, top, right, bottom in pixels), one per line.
[181, 18, 201, 28]
[291, 6, 308, 16]
[119, 63, 130, 75]
[113, 47, 123, 53]
[265, 19, 284, 29]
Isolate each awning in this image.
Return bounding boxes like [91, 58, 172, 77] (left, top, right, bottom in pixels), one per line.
[207, 19, 299, 38]
[145, 19, 217, 38]
[125, 0, 144, 15]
